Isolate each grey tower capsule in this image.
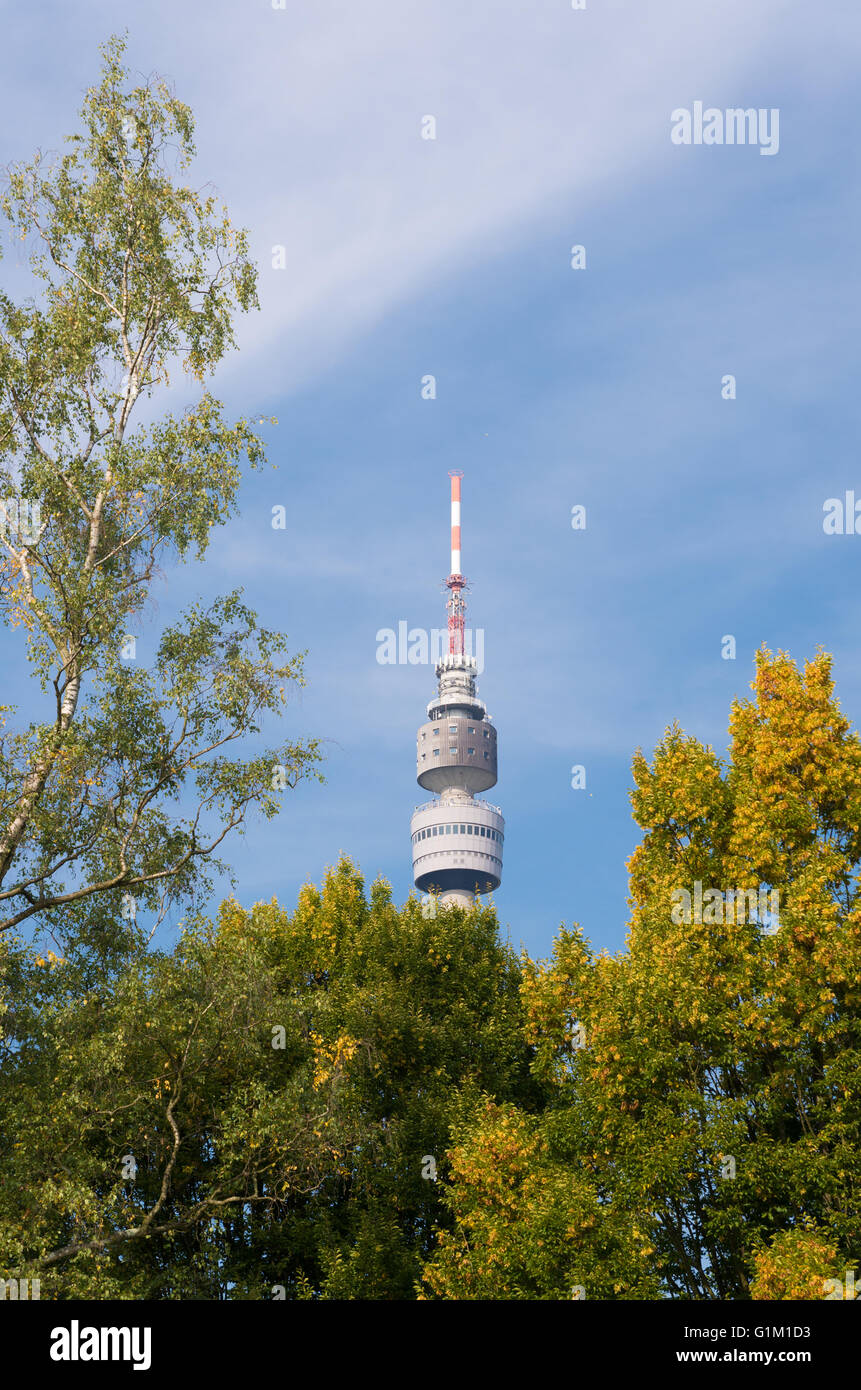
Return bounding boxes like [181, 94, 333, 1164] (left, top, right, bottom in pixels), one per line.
[409, 474, 503, 909]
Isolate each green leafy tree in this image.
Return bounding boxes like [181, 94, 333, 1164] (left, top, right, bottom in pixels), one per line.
[0, 858, 534, 1298]
[0, 34, 320, 943]
[0, 906, 345, 1298]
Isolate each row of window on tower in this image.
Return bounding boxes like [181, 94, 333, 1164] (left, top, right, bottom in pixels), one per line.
[412, 824, 503, 845]
[421, 725, 491, 738]
[420, 748, 491, 760]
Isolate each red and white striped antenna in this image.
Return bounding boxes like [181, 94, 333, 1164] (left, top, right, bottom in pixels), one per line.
[446, 471, 467, 657]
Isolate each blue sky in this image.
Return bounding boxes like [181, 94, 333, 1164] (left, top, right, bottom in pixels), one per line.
[2, 0, 860, 961]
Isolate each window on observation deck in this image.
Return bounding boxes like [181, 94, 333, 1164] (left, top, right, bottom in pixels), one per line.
[449, 724, 457, 734]
[433, 749, 440, 758]
[468, 747, 475, 756]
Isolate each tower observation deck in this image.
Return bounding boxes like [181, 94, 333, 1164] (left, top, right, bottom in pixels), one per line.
[410, 473, 504, 909]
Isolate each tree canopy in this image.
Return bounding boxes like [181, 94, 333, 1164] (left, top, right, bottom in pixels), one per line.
[0, 34, 320, 947]
[3, 649, 858, 1300]
[422, 649, 861, 1300]
[1, 860, 533, 1298]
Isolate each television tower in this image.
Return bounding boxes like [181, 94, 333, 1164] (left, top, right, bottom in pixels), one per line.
[410, 472, 504, 909]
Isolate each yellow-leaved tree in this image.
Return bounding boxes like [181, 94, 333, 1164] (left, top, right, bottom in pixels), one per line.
[423, 649, 861, 1299]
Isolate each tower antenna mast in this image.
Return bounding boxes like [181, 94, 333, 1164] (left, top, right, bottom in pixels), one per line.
[446, 470, 466, 658]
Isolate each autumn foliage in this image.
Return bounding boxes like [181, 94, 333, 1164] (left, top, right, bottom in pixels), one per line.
[2, 649, 859, 1298]
[423, 649, 861, 1299]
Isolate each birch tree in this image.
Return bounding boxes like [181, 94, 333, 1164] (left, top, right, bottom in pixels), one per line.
[0, 35, 320, 943]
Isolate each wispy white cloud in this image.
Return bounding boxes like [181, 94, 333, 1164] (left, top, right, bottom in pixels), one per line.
[0, 0, 821, 399]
